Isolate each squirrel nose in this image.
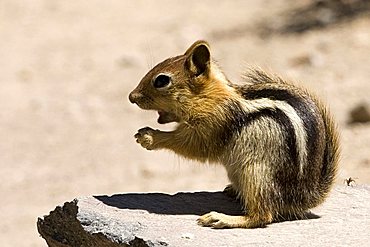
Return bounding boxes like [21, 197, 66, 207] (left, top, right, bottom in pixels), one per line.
[129, 91, 141, 104]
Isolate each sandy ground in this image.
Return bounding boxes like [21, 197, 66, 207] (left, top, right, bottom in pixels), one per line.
[1, 1, 369, 246]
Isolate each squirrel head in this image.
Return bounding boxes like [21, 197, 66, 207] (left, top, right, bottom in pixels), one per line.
[129, 40, 229, 124]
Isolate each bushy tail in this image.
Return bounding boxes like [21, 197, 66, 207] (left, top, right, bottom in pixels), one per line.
[319, 105, 340, 196]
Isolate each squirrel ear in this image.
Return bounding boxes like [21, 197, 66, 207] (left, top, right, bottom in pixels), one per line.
[184, 40, 211, 77]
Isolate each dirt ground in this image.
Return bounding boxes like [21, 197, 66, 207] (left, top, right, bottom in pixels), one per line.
[1, 1, 369, 246]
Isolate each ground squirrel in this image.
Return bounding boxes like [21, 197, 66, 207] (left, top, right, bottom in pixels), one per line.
[129, 40, 340, 228]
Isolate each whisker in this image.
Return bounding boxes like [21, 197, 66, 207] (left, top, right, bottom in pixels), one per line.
[144, 40, 155, 70]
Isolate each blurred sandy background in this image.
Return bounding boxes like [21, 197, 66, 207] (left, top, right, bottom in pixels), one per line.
[1, 0, 370, 246]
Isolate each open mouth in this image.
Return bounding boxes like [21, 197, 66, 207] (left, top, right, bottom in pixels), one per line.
[157, 110, 179, 124]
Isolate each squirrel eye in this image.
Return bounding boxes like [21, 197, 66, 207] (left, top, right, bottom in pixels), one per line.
[153, 74, 171, 88]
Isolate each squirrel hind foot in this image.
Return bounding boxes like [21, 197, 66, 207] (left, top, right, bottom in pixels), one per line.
[197, 211, 273, 229]
[223, 184, 239, 199]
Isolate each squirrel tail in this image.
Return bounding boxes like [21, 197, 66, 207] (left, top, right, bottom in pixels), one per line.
[319, 105, 340, 196]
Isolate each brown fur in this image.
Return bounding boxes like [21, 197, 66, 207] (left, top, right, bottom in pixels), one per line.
[129, 40, 340, 228]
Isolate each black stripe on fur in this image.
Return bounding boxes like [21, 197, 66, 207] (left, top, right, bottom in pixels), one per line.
[242, 88, 319, 168]
[221, 101, 298, 166]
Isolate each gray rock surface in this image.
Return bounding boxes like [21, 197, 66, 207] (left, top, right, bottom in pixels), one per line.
[37, 185, 370, 246]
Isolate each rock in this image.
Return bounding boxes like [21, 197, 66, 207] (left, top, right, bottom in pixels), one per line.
[259, 0, 370, 36]
[349, 103, 370, 124]
[37, 186, 370, 247]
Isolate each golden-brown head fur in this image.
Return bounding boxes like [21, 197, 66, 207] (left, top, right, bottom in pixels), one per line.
[129, 40, 237, 126]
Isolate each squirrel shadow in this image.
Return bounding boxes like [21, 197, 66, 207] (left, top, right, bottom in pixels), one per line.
[95, 191, 243, 216]
[94, 191, 320, 222]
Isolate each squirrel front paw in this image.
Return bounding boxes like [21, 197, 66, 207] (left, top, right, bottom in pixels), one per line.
[134, 127, 158, 150]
